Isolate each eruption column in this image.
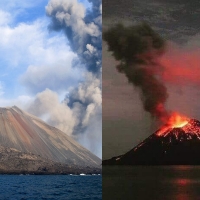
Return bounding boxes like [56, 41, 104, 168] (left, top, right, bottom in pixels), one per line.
[104, 23, 169, 122]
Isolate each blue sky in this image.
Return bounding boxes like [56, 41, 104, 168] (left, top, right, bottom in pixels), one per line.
[0, 0, 102, 157]
[0, 0, 90, 100]
[0, 1, 64, 98]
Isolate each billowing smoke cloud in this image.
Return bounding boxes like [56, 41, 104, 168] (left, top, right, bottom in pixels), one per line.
[66, 72, 102, 156]
[66, 73, 101, 135]
[28, 89, 76, 135]
[46, 0, 102, 73]
[104, 23, 169, 122]
[26, 0, 102, 157]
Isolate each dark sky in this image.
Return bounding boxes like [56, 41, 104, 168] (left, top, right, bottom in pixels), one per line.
[103, 0, 200, 159]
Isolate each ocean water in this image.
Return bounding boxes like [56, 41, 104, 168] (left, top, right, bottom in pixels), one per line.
[0, 175, 102, 200]
[103, 166, 200, 200]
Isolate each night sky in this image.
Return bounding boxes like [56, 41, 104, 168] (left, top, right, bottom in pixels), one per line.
[103, 0, 200, 159]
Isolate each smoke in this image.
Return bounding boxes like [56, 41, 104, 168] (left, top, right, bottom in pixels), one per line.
[103, 23, 169, 122]
[104, 22, 200, 127]
[66, 73, 101, 135]
[28, 72, 102, 157]
[26, 0, 102, 157]
[28, 89, 76, 135]
[66, 72, 102, 156]
[46, 0, 102, 73]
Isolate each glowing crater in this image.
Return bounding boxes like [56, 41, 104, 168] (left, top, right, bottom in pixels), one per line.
[157, 113, 190, 136]
[169, 113, 189, 128]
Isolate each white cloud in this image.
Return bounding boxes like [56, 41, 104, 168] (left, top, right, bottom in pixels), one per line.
[0, 82, 4, 96]
[0, 10, 12, 25]
[0, 0, 47, 11]
[0, 95, 32, 108]
[99, 3, 102, 14]
[20, 63, 83, 94]
[0, 19, 71, 67]
[0, 16, 83, 96]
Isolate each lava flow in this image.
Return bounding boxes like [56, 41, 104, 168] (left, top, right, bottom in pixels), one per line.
[156, 112, 190, 136]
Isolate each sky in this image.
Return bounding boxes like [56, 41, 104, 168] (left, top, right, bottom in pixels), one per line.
[103, 0, 200, 159]
[0, 0, 102, 158]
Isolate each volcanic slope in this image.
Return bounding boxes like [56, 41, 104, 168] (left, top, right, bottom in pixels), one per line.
[103, 119, 200, 165]
[0, 106, 101, 168]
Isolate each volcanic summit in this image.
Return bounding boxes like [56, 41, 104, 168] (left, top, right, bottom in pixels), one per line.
[0, 106, 101, 174]
[103, 115, 200, 165]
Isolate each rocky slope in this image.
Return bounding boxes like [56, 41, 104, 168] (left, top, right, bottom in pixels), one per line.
[0, 146, 101, 174]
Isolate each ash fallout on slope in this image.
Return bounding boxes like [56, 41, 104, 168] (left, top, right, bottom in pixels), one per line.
[103, 23, 169, 122]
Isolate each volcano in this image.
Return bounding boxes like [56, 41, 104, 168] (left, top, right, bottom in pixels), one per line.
[0, 106, 101, 174]
[103, 118, 200, 165]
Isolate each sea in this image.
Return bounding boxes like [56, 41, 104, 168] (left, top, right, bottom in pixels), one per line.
[0, 175, 102, 200]
[103, 166, 200, 200]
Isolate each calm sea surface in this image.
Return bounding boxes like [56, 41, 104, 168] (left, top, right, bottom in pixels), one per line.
[0, 175, 102, 200]
[103, 166, 200, 200]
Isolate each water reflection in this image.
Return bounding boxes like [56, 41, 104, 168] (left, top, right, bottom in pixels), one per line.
[175, 178, 192, 185]
[175, 194, 190, 200]
[165, 166, 200, 200]
[171, 165, 193, 171]
[172, 178, 192, 200]
[103, 166, 200, 200]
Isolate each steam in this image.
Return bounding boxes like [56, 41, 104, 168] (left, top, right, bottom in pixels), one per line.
[26, 0, 102, 157]
[104, 23, 169, 122]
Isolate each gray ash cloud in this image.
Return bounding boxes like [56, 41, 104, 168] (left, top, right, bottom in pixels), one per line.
[46, 0, 102, 73]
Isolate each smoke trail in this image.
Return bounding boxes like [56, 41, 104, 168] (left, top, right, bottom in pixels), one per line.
[103, 23, 169, 121]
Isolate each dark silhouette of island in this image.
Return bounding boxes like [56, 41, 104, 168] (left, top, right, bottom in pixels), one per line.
[103, 119, 200, 165]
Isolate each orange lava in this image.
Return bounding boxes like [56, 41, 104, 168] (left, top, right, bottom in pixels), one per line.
[167, 113, 189, 128]
[157, 113, 190, 136]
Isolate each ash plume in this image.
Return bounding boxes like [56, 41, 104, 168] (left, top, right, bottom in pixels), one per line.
[103, 23, 169, 121]
[46, 0, 102, 73]
[30, 0, 102, 157]
[66, 72, 102, 156]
